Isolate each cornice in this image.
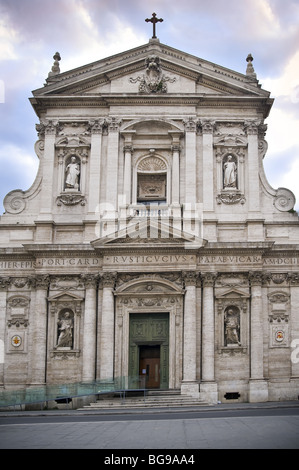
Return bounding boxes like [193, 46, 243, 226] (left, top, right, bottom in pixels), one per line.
[30, 94, 273, 110]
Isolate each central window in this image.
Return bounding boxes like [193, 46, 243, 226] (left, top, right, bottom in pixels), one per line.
[134, 154, 169, 206]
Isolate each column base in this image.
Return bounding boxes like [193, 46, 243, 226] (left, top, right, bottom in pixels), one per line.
[199, 381, 218, 404]
[249, 379, 268, 403]
[180, 381, 200, 398]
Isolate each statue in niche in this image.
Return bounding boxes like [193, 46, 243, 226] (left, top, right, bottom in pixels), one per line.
[65, 156, 80, 190]
[56, 310, 74, 348]
[223, 155, 237, 189]
[224, 307, 241, 346]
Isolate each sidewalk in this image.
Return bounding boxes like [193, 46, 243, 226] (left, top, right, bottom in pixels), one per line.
[1, 400, 298, 417]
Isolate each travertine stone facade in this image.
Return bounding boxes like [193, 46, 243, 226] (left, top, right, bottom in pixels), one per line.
[1, 39, 299, 404]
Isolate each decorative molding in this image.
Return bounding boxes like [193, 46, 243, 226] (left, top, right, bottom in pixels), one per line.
[137, 156, 167, 172]
[274, 188, 296, 212]
[56, 193, 86, 206]
[216, 192, 246, 205]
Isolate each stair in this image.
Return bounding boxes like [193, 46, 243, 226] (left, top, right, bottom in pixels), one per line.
[79, 390, 210, 410]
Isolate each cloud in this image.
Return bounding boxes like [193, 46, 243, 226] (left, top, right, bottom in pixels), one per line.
[0, 144, 39, 213]
[0, 15, 20, 60]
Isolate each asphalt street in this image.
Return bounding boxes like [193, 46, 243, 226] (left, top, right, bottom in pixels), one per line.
[1, 401, 299, 451]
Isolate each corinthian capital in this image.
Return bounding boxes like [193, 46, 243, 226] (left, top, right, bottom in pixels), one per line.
[80, 274, 100, 289]
[0, 277, 11, 290]
[88, 119, 104, 134]
[183, 117, 197, 132]
[102, 272, 117, 288]
[33, 275, 50, 289]
[182, 271, 199, 286]
[201, 272, 217, 287]
[200, 119, 215, 134]
[108, 117, 122, 132]
[248, 271, 263, 286]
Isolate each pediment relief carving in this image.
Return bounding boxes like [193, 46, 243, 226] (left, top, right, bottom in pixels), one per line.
[48, 292, 84, 303]
[115, 275, 184, 296]
[214, 135, 247, 147]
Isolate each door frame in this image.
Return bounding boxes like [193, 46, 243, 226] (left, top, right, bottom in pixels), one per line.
[114, 276, 184, 390]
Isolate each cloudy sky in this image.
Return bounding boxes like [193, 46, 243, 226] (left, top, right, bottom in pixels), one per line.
[0, 0, 298, 214]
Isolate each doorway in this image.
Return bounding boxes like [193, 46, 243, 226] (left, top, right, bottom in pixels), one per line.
[129, 312, 169, 389]
[139, 345, 160, 388]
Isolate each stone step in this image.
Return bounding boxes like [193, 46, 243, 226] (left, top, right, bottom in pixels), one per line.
[80, 392, 209, 409]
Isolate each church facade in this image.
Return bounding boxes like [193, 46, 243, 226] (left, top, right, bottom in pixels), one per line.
[1, 36, 299, 405]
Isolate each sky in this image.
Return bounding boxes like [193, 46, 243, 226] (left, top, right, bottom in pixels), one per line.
[0, 0, 299, 214]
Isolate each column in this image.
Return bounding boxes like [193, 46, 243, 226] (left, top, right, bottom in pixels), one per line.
[248, 271, 268, 402]
[201, 272, 218, 403]
[88, 120, 103, 215]
[29, 275, 49, 385]
[181, 271, 199, 397]
[38, 120, 57, 218]
[201, 120, 215, 213]
[82, 274, 98, 383]
[0, 278, 10, 386]
[99, 272, 117, 381]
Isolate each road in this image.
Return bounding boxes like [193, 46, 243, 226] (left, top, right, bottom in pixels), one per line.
[1, 404, 299, 450]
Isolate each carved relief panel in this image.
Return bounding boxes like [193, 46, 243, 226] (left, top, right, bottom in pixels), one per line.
[6, 295, 30, 353]
[268, 290, 290, 348]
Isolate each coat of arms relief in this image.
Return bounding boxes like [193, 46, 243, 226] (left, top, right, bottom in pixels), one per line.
[130, 56, 176, 94]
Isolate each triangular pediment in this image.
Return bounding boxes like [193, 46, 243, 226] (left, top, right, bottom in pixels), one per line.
[47, 292, 83, 302]
[91, 218, 206, 250]
[31, 41, 271, 110]
[215, 288, 250, 299]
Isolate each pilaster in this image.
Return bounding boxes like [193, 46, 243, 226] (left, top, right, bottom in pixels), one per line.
[0, 277, 10, 386]
[37, 120, 58, 219]
[184, 118, 196, 205]
[181, 271, 199, 397]
[99, 272, 117, 381]
[248, 271, 268, 402]
[201, 120, 215, 213]
[103, 118, 121, 236]
[81, 274, 99, 383]
[200, 272, 218, 403]
[289, 273, 299, 378]
[88, 120, 103, 216]
[246, 121, 261, 215]
[29, 275, 49, 385]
